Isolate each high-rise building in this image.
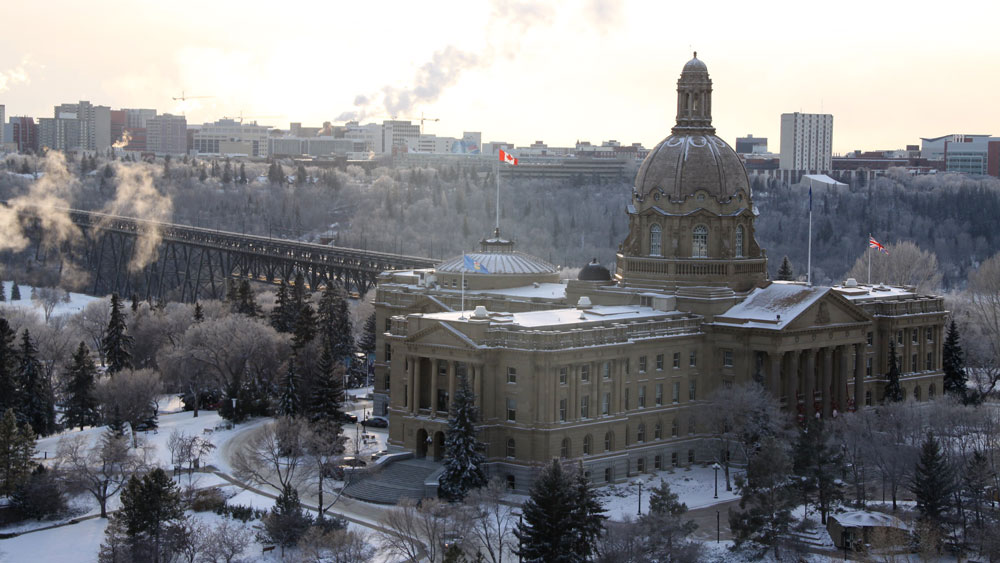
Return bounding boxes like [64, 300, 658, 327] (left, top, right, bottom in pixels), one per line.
[0, 105, 5, 143]
[192, 118, 270, 157]
[38, 117, 82, 151]
[146, 114, 187, 155]
[53, 101, 111, 151]
[920, 134, 1000, 175]
[779, 112, 833, 172]
[735, 134, 767, 154]
[382, 120, 420, 154]
[10, 117, 38, 152]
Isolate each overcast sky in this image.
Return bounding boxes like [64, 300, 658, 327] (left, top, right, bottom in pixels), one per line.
[1, 0, 997, 154]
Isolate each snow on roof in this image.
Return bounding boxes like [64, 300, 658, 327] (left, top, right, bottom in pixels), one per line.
[436, 251, 557, 275]
[833, 510, 910, 530]
[421, 305, 672, 329]
[714, 282, 828, 329]
[801, 174, 848, 187]
[474, 282, 566, 299]
[833, 284, 916, 301]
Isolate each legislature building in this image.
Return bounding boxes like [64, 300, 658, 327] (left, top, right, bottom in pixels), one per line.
[370, 56, 947, 491]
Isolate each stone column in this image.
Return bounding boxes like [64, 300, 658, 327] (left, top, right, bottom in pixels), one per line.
[408, 356, 418, 413]
[837, 346, 849, 414]
[447, 361, 456, 414]
[854, 344, 865, 408]
[821, 347, 833, 419]
[769, 352, 782, 398]
[804, 349, 816, 419]
[786, 350, 800, 410]
[431, 359, 440, 417]
[474, 364, 484, 417]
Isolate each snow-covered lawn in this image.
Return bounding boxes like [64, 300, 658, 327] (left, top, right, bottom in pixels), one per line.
[599, 465, 741, 520]
[0, 516, 107, 563]
[0, 281, 101, 319]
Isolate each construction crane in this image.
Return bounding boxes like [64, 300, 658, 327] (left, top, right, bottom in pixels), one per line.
[172, 91, 213, 102]
[392, 111, 440, 133]
[221, 111, 281, 124]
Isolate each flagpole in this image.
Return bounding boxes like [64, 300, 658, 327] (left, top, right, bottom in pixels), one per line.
[867, 233, 872, 286]
[495, 157, 500, 231]
[807, 179, 812, 286]
[460, 267, 466, 319]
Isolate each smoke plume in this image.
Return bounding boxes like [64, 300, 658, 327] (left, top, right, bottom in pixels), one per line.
[0, 152, 81, 253]
[112, 130, 132, 149]
[100, 164, 173, 272]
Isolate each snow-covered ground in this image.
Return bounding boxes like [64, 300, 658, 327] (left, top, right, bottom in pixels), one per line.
[0, 281, 102, 318]
[598, 465, 741, 520]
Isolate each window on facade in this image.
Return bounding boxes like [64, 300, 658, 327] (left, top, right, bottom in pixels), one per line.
[865, 390, 872, 406]
[581, 395, 590, 418]
[384, 374, 391, 391]
[650, 224, 662, 256]
[688, 449, 696, 463]
[655, 422, 662, 440]
[559, 367, 568, 385]
[559, 399, 567, 422]
[673, 352, 680, 368]
[602, 393, 610, 416]
[560, 438, 570, 459]
[911, 354, 918, 373]
[507, 367, 517, 384]
[723, 349, 733, 368]
[506, 438, 515, 458]
[896, 330, 903, 345]
[912, 329, 919, 344]
[735, 225, 744, 258]
[385, 317, 391, 332]
[506, 398, 516, 422]
[437, 390, 449, 412]
[655, 455, 662, 470]
[581, 365, 590, 382]
[671, 452, 679, 467]
[866, 357, 872, 377]
[639, 356, 647, 373]
[602, 362, 611, 379]
[656, 384, 663, 406]
[403, 384, 408, 407]
[929, 384, 936, 398]
[625, 358, 630, 375]
[656, 354, 664, 371]
[672, 382, 680, 404]
[692, 225, 708, 258]
[638, 386, 646, 408]
[583, 435, 592, 455]
[690, 351, 697, 367]
[689, 380, 697, 401]
[672, 418, 679, 437]
[507, 475, 516, 489]
[867, 332, 873, 346]
[689, 418, 695, 435]
[926, 352, 933, 370]
[604, 432, 614, 452]
[624, 388, 630, 410]
[637, 424, 646, 442]
[605, 467, 612, 483]
[385, 343, 392, 363]
[637, 458, 646, 473]
[927, 328, 934, 342]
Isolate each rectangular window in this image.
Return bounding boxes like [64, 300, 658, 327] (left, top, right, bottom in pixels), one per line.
[602, 362, 611, 379]
[384, 374, 391, 391]
[403, 384, 408, 407]
[656, 383, 663, 406]
[671, 452, 679, 467]
[437, 390, 449, 412]
[912, 354, 918, 373]
[639, 356, 647, 373]
[689, 351, 697, 367]
[581, 365, 590, 382]
[926, 352, 933, 370]
[656, 354, 664, 371]
[927, 328, 934, 342]
[637, 458, 646, 473]
[506, 398, 516, 422]
[604, 468, 612, 483]
[385, 343, 392, 362]
[867, 332, 873, 346]
[672, 382, 680, 404]
[912, 329, 919, 344]
[688, 449, 695, 463]
[638, 386, 646, 408]
[654, 455, 662, 470]
[559, 367, 568, 385]
[866, 357, 873, 377]
[673, 352, 680, 369]
[624, 388, 630, 410]
[385, 317, 391, 332]
[896, 330, 903, 345]
[559, 399, 567, 422]
[723, 349, 733, 368]
[625, 358, 630, 375]
[602, 393, 610, 415]
[507, 367, 517, 384]
[438, 363, 448, 378]
[581, 395, 590, 418]
[688, 380, 697, 401]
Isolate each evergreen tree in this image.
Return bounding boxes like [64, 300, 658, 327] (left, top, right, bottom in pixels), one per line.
[942, 320, 968, 400]
[64, 342, 100, 431]
[11, 281, 21, 301]
[729, 437, 796, 558]
[234, 280, 261, 317]
[130, 293, 139, 313]
[963, 450, 991, 533]
[291, 279, 317, 351]
[0, 408, 36, 496]
[777, 256, 794, 281]
[193, 302, 204, 323]
[114, 468, 185, 563]
[358, 312, 377, 357]
[0, 281, 5, 302]
[278, 356, 301, 417]
[883, 339, 903, 403]
[11, 464, 66, 520]
[222, 160, 233, 184]
[639, 479, 698, 559]
[910, 432, 955, 532]
[270, 282, 295, 333]
[515, 460, 602, 563]
[439, 373, 487, 502]
[568, 467, 606, 560]
[262, 483, 313, 555]
[296, 164, 307, 185]
[0, 319, 17, 416]
[791, 417, 844, 525]
[317, 282, 354, 364]
[225, 278, 238, 304]
[307, 345, 345, 424]
[239, 162, 247, 184]
[17, 330, 55, 436]
[101, 293, 134, 375]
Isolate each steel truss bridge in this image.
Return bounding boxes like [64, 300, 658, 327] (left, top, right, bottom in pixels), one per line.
[11, 205, 438, 302]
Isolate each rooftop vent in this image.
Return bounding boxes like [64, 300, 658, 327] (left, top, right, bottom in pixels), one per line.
[473, 306, 488, 319]
[845, 278, 858, 287]
[577, 296, 593, 309]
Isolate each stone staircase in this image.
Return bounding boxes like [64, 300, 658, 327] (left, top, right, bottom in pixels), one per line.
[785, 523, 833, 550]
[342, 458, 443, 504]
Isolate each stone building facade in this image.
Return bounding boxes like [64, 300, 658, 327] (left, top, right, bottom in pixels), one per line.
[371, 56, 947, 492]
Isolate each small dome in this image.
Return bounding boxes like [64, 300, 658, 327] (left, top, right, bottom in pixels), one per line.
[683, 53, 707, 73]
[436, 251, 557, 275]
[578, 259, 612, 281]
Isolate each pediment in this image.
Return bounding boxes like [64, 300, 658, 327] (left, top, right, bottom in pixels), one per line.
[784, 291, 871, 331]
[405, 322, 479, 349]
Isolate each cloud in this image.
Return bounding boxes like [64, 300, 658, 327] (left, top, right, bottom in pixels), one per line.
[584, 0, 625, 33]
[0, 55, 35, 94]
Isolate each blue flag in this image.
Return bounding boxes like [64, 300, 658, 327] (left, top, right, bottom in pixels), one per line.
[809, 185, 813, 212]
[463, 255, 489, 274]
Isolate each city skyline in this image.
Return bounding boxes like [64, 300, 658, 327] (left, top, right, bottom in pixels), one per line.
[1, 0, 998, 154]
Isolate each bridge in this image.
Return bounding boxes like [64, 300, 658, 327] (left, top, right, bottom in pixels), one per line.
[12, 205, 438, 302]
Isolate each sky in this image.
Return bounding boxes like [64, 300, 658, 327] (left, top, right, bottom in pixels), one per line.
[1, 0, 998, 155]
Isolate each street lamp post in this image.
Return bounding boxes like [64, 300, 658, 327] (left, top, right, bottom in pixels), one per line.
[717, 510, 720, 543]
[633, 479, 643, 516]
[231, 398, 237, 424]
[712, 462, 721, 499]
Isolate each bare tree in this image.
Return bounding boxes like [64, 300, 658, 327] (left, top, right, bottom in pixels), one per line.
[232, 416, 309, 492]
[95, 368, 163, 447]
[846, 241, 943, 292]
[966, 253, 1000, 396]
[299, 527, 376, 563]
[378, 498, 467, 563]
[55, 430, 150, 517]
[69, 297, 111, 365]
[32, 286, 67, 323]
[301, 420, 348, 523]
[199, 519, 253, 563]
[464, 478, 515, 563]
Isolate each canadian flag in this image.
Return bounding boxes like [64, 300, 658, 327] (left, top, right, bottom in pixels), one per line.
[499, 149, 518, 166]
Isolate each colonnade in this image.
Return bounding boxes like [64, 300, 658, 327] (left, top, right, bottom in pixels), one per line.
[404, 356, 483, 417]
[762, 343, 867, 418]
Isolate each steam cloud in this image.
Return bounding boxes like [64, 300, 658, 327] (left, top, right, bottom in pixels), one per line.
[99, 164, 173, 272]
[112, 130, 132, 149]
[0, 152, 81, 253]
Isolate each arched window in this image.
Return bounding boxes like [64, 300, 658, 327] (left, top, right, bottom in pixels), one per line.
[505, 438, 515, 458]
[650, 224, 662, 256]
[604, 431, 614, 452]
[560, 438, 570, 459]
[928, 384, 936, 398]
[692, 225, 708, 258]
[637, 424, 646, 443]
[654, 422, 662, 440]
[583, 435, 592, 455]
[672, 418, 679, 437]
[735, 225, 744, 258]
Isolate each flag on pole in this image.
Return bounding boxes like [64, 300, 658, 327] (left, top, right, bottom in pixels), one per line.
[868, 236, 889, 255]
[499, 149, 518, 166]
[809, 185, 813, 212]
[463, 255, 490, 273]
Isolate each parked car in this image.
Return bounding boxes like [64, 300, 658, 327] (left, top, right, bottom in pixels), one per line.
[371, 450, 389, 461]
[362, 416, 389, 428]
[336, 412, 358, 424]
[341, 456, 367, 467]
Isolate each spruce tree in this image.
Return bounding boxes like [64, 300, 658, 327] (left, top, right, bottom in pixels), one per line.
[193, 302, 204, 323]
[278, 356, 301, 417]
[235, 280, 261, 317]
[262, 483, 313, 555]
[307, 345, 345, 424]
[17, 330, 55, 436]
[910, 432, 955, 531]
[640, 479, 698, 557]
[270, 281, 295, 333]
[317, 282, 354, 365]
[115, 468, 185, 563]
[101, 293, 134, 375]
[0, 408, 36, 496]
[64, 342, 100, 431]
[942, 320, 968, 400]
[964, 450, 991, 532]
[791, 417, 844, 524]
[0, 319, 17, 416]
[291, 282, 317, 351]
[883, 339, 903, 403]
[777, 256, 794, 281]
[358, 312, 377, 357]
[11, 281, 21, 301]
[729, 437, 796, 558]
[239, 162, 247, 184]
[0, 281, 5, 302]
[568, 467, 606, 560]
[515, 460, 578, 563]
[439, 373, 487, 502]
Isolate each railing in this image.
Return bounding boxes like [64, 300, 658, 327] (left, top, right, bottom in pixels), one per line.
[618, 256, 767, 278]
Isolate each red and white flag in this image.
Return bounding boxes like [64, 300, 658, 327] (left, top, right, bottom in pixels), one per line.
[869, 236, 889, 255]
[499, 149, 518, 166]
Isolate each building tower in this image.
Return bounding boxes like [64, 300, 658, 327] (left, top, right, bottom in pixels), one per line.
[616, 54, 767, 293]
